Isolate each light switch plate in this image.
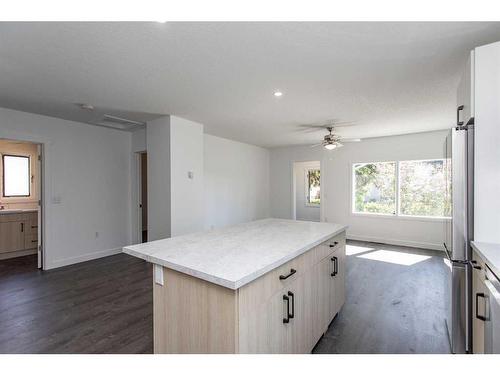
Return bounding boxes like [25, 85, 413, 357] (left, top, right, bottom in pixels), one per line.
[187, 171, 194, 179]
[154, 264, 164, 285]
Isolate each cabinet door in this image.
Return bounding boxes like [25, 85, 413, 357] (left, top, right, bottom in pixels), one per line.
[289, 273, 315, 353]
[332, 245, 346, 316]
[238, 284, 294, 353]
[0, 221, 26, 253]
[472, 265, 486, 354]
[457, 50, 474, 124]
[313, 257, 333, 341]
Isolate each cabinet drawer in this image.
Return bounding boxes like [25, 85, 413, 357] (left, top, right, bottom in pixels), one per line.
[0, 213, 26, 223]
[239, 233, 344, 304]
[314, 232, 346, 263]
[472, 250, 486, 282]
[26, 234, 38, 249]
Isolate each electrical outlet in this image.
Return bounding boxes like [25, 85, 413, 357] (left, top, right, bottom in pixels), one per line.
[187, 171, 194, 179]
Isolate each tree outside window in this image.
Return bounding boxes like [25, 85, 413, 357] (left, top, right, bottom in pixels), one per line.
[352, 159, 451, 218]
[307, 169, 320, 205]
[353, 162, 396, 214]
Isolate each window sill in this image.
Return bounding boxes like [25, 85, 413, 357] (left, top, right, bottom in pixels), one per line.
[305, 203, 320, 208]
[351, 212, 451, 222]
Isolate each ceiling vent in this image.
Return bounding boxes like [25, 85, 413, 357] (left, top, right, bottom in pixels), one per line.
[90, 114, 146, 131]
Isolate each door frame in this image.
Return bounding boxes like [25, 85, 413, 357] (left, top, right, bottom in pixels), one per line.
[135, 151, 147, 243]
[0, 137, 45, 269]
[290, 160, 322, 221]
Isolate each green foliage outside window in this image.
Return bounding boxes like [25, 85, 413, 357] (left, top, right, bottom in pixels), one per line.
[353, 159, 451, 218]
[399, 160, 450, 217]
[307, 169, 320, 205]
[354, 162, 396, 214]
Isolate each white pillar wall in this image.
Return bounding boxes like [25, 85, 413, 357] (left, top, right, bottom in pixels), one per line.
[146, 115, 204, 240]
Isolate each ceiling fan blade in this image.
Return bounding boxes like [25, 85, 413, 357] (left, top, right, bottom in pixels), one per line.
[341, 138, 362, 142]
[309, 143, 324, 148]
[297, 120, 356, 131]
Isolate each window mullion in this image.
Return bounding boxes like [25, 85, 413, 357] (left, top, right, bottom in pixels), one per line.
[395, 161, 400, 217]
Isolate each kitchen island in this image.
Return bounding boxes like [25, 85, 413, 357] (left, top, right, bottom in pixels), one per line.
[123, 218, 347, 353]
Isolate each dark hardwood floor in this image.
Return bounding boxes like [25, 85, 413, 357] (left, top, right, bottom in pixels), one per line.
[0, 253, 152, 353]
[0, 240, 450, 354]
[313, 240, 451, 354]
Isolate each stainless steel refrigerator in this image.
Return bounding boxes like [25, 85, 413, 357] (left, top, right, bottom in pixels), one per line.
[443, 121, 474, 354]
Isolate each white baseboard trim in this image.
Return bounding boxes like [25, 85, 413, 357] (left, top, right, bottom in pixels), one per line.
[347, 234, 444, 251]
[44, 247, 123, 270]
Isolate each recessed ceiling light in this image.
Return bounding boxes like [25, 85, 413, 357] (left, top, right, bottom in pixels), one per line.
[274, 91, 283, 97]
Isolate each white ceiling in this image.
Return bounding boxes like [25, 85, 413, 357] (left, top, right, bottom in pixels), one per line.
[1, 22, 500, 147]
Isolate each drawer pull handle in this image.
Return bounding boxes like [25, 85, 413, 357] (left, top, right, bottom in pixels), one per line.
[31, 240, 38, 243]
[283, 295, 290, 324]
[287, 291, 295, 319]
[279, 268, 296, 280]
[476, 293, 487, 321]
[31, 225, 38, 229]
[329, 241, 339, 248]
[331, 256, 338, 277]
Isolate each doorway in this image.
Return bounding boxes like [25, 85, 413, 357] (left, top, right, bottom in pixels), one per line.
[0, 138, 44, 269]
[136, 152, 148, 243]
[292, 161, 321, 222]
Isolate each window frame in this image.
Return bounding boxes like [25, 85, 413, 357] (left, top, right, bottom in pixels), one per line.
[304, 167, 321, 207]
[2, 154, 31, 198]
[350, 159, 451, 222]
[351, 160, 397, 217]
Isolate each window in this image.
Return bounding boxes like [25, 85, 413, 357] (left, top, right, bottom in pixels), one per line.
[399, 160, 449, 218]
[2, 155, 30, 197]
[352, 159, 451, 219]
[353, 162, 396, 214]
[306, 168, 320, 205]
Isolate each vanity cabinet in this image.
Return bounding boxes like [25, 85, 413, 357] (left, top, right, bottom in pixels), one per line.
[0, 211, 38, 257]
[0, 220, 25, 253]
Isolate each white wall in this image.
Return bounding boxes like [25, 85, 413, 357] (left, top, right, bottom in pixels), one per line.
[145, 116, 204, 239]
[203, 134, 270, 230]
[294, 161, 320, 222]
[270, 130, 449, 250]
[146, 116, 171, 241]
[474, 41, 500, 243]
[0, 107, 132, 269]
[170, 116, 204, 236]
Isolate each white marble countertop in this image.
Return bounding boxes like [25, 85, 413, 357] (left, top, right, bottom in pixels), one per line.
[0, 209, 38, 215]
[123, 218, 347, 289]
[471, 241, 500, 278]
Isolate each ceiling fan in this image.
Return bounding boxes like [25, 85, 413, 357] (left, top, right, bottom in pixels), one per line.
[302, 121, 361, 150]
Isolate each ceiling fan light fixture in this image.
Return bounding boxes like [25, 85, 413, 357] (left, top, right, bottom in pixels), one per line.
[324, 143, 337, 150]
[273, 90, 283, 97]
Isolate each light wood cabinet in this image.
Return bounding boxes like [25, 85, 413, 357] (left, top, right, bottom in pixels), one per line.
[0, 220, 25, 253]
[0, 211, 38, 257]
[457, 50, 474, 125]
[154, 231, 347, 353]
[472, 249, 487, 354]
